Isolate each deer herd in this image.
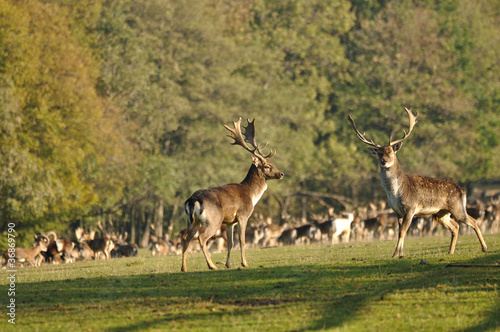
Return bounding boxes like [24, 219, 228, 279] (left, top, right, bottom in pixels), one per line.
[2, 222, 139, 268]
[2, 109, 499, 271]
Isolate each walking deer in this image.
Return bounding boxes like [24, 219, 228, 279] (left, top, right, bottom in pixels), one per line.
[348, 108, 487, 257]
[181, 118, 284, 271]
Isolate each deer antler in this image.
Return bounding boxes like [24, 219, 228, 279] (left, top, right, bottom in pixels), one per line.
[243, 119, 276, 159]
[347, 115, 381, 148]
[224, 118, 275, 159]
[389, 107, 418, 146]
[224, 118, 253, 152]
[348, 107, 418, 148]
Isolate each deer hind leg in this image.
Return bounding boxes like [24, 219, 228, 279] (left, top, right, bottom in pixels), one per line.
[180, 225, 199, 272]
[435, 213, 459, 254]
[198, 225, 220, 270]
[466, 214, 488, 252]
[452, 202, 488, 253]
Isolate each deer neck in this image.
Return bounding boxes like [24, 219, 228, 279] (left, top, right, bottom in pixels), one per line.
[379, 158, 406, 214]
[241, 164, 268, 207]
[34, 245, 44, 255]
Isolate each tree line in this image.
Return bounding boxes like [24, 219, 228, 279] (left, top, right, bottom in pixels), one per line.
[0, 0, 498, 247]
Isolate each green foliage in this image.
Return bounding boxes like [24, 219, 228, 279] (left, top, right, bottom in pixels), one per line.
[0, 0, 498, 240]
[0, 0, 131, 234]
[335, 0, 500, 184]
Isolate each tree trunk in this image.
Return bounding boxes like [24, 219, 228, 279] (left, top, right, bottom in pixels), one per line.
[129, 206, 136, 244]
[166, 201, 179, 241]
[140, 207, 151, 248]
[301, 196, 307, 223]
[154, 197, 164, 239]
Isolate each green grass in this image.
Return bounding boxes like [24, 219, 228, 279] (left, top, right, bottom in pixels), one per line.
[1, 234, 499, 331]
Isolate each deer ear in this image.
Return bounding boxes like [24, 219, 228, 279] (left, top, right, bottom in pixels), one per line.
[251, 155, 262, 167]
[367, 148, 378, 156]
[392, 142, 403, 152]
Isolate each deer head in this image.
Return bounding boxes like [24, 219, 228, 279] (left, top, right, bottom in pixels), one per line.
[35, 232, 50, 248]
[347, 108, 418, 168]
[224, 118, 283, 180]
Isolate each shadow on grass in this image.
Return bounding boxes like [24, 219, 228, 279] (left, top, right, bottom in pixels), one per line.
[452, 253, 500, 332]
[10, 247, 500, 331]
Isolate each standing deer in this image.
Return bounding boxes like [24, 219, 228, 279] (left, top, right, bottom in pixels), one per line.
[75, 227, 115, 260]
[181, 118, 284, 272]
[348, 108, 487, 257]
[3, 234, 49, 267]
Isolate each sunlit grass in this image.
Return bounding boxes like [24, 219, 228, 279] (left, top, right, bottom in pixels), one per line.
[1, 234, 499, 331]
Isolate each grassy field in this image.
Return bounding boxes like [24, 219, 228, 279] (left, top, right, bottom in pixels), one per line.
[1, 234, 499, 331]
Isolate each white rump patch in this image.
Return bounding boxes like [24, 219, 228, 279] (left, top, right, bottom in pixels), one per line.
[194, 201, 208, 227]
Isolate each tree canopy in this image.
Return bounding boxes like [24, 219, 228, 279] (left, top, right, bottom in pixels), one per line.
[0, 0, 498, 246]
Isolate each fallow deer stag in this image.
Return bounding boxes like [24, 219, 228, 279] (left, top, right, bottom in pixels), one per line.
[181, 118, 284, 272]
[348, 108, 487, 257]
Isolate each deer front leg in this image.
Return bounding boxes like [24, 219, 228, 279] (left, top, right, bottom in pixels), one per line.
[238, 219, 249, 268]
[225, 224, 235, 268]
[448, 219, 459, 255]
[393, 212, 414, 258]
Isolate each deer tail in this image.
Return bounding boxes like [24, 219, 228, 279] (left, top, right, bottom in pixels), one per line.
[185, 198, 203, 231]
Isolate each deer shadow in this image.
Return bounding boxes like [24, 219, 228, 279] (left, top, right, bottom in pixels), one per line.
[7, 248, 500, 331]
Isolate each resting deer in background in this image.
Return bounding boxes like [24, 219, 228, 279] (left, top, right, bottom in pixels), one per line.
[181, 118, 284, 272]
[348, 108, 487, 257]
